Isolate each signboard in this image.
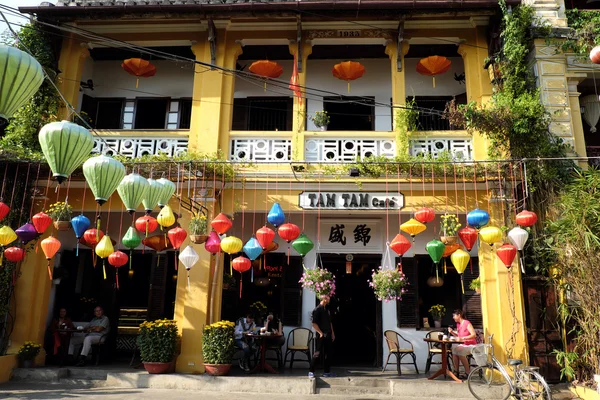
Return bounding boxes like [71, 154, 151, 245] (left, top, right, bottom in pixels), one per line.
[298, 191, 404, 211]
[318, 219, 383, 253]
[337, 30, 361, 37]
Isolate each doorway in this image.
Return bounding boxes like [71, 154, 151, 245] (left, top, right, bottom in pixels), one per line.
[321, 254, 381, 367]
[323, 97, 375, 131]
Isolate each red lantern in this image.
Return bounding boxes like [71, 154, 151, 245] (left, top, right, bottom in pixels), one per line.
[142, 235, 172, 252]
[497, 244, 517, 269]
[32, 211, 53, 234]
[278, 223, 300, 243]
[108, 250, 129, 289]
[591, 46, 600, 65]
[4, 246, 24, 263]
[458, 226, 478, 251]
[167, 226, 187, 250]
[249, 60, 283, 79]
[135, 216, 158, 236]
[232, 256, 252, 298]
[256, 226, 275, 250]
[82, 229, 104, 248]
[211, 213, 232, 235]
[415, 207, 435, 224]
[41, 236, 61, 280]
[515, 210, 537, 228]
[0, 202, 9, 222]
[390, 233, 411, 257]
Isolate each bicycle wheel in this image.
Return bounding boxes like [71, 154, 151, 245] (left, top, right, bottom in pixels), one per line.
[515, 369, 552, 400]
[467, 365, 512, 400]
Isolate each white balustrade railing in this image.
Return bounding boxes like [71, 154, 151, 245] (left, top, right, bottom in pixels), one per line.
[304, 138, 396, 162]
[92, 137, 189, 158]
[230, 138, 292, 162]
[410, 137, 473, 161]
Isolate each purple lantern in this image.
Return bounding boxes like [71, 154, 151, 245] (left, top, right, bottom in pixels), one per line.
[204, 231, 221, 254]
[16, 222, 38, 244]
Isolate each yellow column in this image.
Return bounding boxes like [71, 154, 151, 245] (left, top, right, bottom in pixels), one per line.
[386, 40, 409, 156]
[290, 42, 312, 161]
[567, 77, 589, 168]
[56, 35, 90, 119]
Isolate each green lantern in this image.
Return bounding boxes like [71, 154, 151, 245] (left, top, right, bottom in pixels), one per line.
[117, 173, 150, 215]
[82, 155, 126, 206]
[142, 178, 164, 214]
[122, 226, 141, 270]
[156, 177, 176, 208]
[292, 233, 314, 257]
[39, 121, 94, 184]
[0, 45, 44, 122]
[426, 239, 445, 264]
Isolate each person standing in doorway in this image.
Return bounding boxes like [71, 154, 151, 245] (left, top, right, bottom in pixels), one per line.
[309, 294, 335, 379]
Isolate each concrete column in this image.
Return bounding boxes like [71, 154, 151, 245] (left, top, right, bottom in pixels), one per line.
[567, 77, 589, 167]
[290, 42, 313, 161]
[56, 35, 90, 120]
[523, 0, 568, 28]
[385, 40, 409, 130]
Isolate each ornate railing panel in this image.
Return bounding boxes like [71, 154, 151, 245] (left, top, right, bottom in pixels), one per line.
[230, 138, 292, 162]
[92, 137, 189, 158]
[410, 137, 473, 161]
[304, 138, 396, 162]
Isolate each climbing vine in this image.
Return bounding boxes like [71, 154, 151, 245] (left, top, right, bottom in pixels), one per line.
[561, 9, 600, 58]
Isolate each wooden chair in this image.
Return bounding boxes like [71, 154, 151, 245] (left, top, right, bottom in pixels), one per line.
[425, 331, 453, 373]
[382, 330, 419, 375]
[283, 328, 313, 369]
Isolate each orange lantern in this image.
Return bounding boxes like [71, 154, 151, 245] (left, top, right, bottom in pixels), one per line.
[416, 56, 452, 88]
[332, 61, 366, 93]
[121, 58, 156, 88]
[249, 60, 284, 92]
[41, 236, 61, 280]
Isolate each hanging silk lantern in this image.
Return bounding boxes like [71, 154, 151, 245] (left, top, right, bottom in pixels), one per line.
[39, 121, 94, 184]
[400, 218, 426, 241]
[479, 226, 502, 246]
[459, 226, 478, 251]
[117, 173, 150, 215]
[41, 236, 61, 279]
[415, 207, 435, 224]
[32, 211, 53, 235]
[516, 210, 537, 227]
[157, 205, 176, 229]
[211, 213, 232, 235]
[267, 203, 285, 227]
[416, 55, 451, 88]
[443, 243, 461, 258]
[508, 227, 529, 274]
[135, 215, 158, 237]
[95, 235, 114, 280]
[142, 178, 164, 215]
[467, 209, 490, 229]
[0, 226, 17, 259]
[142, 235, 172, 252]
[4, 246, 24, 263]
[71, 214, 90, 256]
[205, 231, 221, 254]
[243, 237, 263, 261]
[497, 244, 517, 269]
[108, 250, 128, 289]
[426, 240, 445, 265]
[278, 223, 300, 243]
[249, 60, 283, 78]
[292, 233, 314, 257]
[221, 236, 243, 255]
[256, 226, 275, 250]
[156, 177, 176, 208]
[0, 202, 9, 222]
[232, 256, 252, 298]
[167, 226, 187, 251]
[83, 155, 126, 206]
[390, 234, 411, 267]
[590, 46, 600, 64]
[0, 45, 44, 122]
[262, 241, 279, 255]
[121, 58, 156, 88]
[332, 61, 366, 92]
[15, 223, 37, 244]
[82, 228, 103, 248]
[122, 226, 141, 269]
[179, 245, 200, 288]
[451, 249, 470, 293]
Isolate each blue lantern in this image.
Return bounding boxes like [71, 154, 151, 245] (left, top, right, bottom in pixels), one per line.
[467, 208, 490, 230]
[267, 202, 285, 227]
[71, 214, 91, 256]
[243, 237, 263, 261]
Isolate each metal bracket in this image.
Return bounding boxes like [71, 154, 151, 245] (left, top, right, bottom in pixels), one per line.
[397, 19, 404, 72]
[208, 18, 217, 69]
[297, 16, 303, 73]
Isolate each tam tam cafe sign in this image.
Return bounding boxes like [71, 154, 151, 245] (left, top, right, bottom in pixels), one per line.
[298, 192, 404, 211]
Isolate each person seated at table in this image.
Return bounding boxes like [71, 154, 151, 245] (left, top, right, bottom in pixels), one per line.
[449, 309, 477, 377]
[234, 311, 256, 372]
[262, 312, 285, 347]
[51, 307, 74, 357]
[68, 306, 110, 367]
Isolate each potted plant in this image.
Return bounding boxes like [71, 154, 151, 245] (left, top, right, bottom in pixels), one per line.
[189, 212, 208, 244]
[310, 111, 330, 131]
[440, 214, 461, 244]
[137, 319, 179, 374]
[369, 267, 408, 302]
[202, 320, 236, 376]
[429, 304, 446, 328]
[470, 277, 481, 294]
[47, 201, 73, 231]
[300, 267, 336, 298]
[249, 301, 268, 324]
[17, 341, 41, 368]
[223, 273, 236, 290]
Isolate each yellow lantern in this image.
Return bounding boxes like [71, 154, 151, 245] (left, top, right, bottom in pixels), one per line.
[157, 205, 176, 229]
[400, 218, 426, 242]
[95, 235, 114, 280]
[450, 249, 470, 293]
[221, 236, 243, 275]
[0, 225, 17, 266]
[479, 226, 502, 245]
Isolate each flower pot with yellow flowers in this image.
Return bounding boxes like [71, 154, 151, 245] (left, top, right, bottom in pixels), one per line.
[18, 341, 41, 368]
[440, 214, 461, 245]
[189, 212, 208, 244]
[47, 201, 73, 231]
[202, 320, 235, 376]
[137, 319, 179, 374]
[429, 304, 446, 328]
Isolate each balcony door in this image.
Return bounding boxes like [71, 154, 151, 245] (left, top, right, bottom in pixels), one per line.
[323, 96, 374, 131]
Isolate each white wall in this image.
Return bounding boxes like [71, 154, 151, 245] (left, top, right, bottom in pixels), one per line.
[404, 57, 466, 98]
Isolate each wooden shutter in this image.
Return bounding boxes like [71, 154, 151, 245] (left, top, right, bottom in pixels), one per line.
[396, 257, 419, 328]
[282, 255, 303, 326]
[147, 252, 169, 321]
[463, 257, 483, 328]
[232, 98, 248, 130]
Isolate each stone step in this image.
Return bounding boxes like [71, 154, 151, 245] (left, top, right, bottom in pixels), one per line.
[318, 377, 391, 388]
[317, 386, 391, 396]
[67, 368, 109, 380]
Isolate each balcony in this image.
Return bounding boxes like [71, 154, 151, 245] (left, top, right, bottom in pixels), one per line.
[92, 131, 189, 158]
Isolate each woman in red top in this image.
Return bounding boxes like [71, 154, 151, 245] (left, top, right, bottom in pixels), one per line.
[448, 309, 477, 376]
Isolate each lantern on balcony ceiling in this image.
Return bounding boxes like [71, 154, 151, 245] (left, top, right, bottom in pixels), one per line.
[426, 239, 445, 282]
[0, 202, 9, 222]
[83, 155, 126, 207]
[515, 210, 537, 228]
[479, 226, 502, 247]
[122, 226, 141, 269]
[135, 215, 158, 238]
[400, 218, 426, 242]
[156, 178, 176, 209]
[249, 60, 283, 91]
[390, 233, 411, 268]
[416, 56, 452, 88]
[267, 203, 285, 227]
[39, 121, 94, 184]
[142, 178, 164, 215]
[497, 243, 517, 269]
[0, 225, 17, 265]
[590, 46, 600, 64]
[117, 173, 150, 215]
[332, 61, 366, 93]
[108, 250, 128, 289]
[232, 256, 252, 298]
[415, 207, 435, 224]
[32, 211, 52, 235]
[0, 45, 44, 123]
[71, 214, 91, 256]
[179, 245, 199, 288]
[41, 235, 61, 280]
[292, 233, 313, 259]
[157, 205, 176, 229]
[451, 249, 470, 293]
[256, 226, 275, 250]
[121, 58, 156, 88]
[508, 227, 529, 274]
[467, 208, 490, 230]
[95, 235, 114, 280]
[4, 246, 24, 263]
[205, 231, 221, 254]
[211, 213, 232, 235]
[581, 95, 600, 133]
[15, 223, 37, 245]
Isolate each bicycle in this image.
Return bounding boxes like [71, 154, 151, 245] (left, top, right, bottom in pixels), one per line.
[467, 334, 552, 400]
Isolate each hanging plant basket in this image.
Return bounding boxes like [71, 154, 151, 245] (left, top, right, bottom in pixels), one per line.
[440, 235, 458, 245]
[369, 267, 408, 302]
[190, 234, 209, 244]
[300, 267, 336, 298]
[53, 220, 71, 231]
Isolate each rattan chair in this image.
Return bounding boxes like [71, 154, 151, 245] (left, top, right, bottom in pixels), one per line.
[382, 330, 419, 375]
[425, 331, 453, 373]
[283, 328, 313, 369]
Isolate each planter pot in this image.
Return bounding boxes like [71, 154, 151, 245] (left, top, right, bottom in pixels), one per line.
[21, 359, 35, 368]
[319, 126, 327, 131]
[190, 234, 208, 244]
[54, 220, 71, 231]
[433, 320, 442, 328]
[204, 363, 232, 376]
[440, 235, 457, 245]
[475, 288, 481, 294]
[143, 361, 173, 374]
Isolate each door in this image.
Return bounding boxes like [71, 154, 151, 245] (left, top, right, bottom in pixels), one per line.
[324, 96, 375, 131]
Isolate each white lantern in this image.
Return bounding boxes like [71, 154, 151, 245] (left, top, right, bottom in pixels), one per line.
[508, 227, 529, 274]
[581, 95, 600, 133]
[179, 246, 199, 287]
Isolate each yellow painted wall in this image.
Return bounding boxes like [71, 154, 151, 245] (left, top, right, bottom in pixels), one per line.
[0, 355, 16, 383]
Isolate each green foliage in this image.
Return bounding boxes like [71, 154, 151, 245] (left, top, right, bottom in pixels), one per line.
[369, 268, 407, 302]
[137, 319, 179, 363]
[249, 301, 267, 319]
[310, 111, 330, 128]
[17, 341, 41, 360]
[562, 10, 600, 58]
[429, 304, 446, 320]
[553, 349, 579, 381]
[394, 99, 420, 158]
[202, 320, 235, 365]
[440, 214, 461, 236]
[45, 201, 73, 221]
[469, 277, 481, 291]
[189, 212, 207, 235]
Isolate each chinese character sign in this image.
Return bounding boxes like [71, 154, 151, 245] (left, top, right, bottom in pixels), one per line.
[321, 220, 381, 253]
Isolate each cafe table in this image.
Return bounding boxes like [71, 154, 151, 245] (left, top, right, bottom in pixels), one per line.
[245, 333, 283, 374]
[423, 337, 464, 383]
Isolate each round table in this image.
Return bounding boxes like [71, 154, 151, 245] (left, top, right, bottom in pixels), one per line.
[423, 337, 464, 383]
[245, 333, 283, 374]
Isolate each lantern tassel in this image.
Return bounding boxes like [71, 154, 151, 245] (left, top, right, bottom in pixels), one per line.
[0, 250, 3, 266]
[136, 77, 140, 89]
[470, 257, 473, 274]
[129, 250, 133, 270]
[398, 257, 403, 273]
[116, 271, 119, 290]
[435, 264, 439, 282]
[461, 276, 465, 294]
[187, 271, 190, 288]
[47, 261, 53, 280]
[174, 251, 178, 271]
[347, 81, 350, 93]
[240, 278, 243, 299]
[287, 246, 290, 265]
[432, 76, 436, 88]
[520, 255, 525, 274]
[76, 242, 79, 257]
[96, 217, 101, 242]
[251, 266, 254, 283]
[263, 81, 267, 92]
[444, 258, 447, 275]
[229, 255, 232, 276]
[103, 261, 107, 280]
